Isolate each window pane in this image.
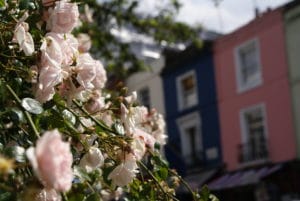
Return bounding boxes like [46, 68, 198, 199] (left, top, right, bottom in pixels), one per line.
[239, 43, 259, 84]
[243, 107, 267, 162]
[180, 74, 197, 108]
[181, 75, 195, 91]
[184, 126, 202, 166]
[236, 39, 262, 91]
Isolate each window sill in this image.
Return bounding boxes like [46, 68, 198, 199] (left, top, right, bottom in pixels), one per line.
[238, 158, 270, 169]
[237, 78, 263, 94]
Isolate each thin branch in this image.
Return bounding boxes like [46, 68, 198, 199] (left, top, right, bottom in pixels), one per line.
[169, 169, 199, 201]
[148, 150, 198, 201]
[5, 84, 40, 138]
[0, 52, 29, 59]
[138, 161, 180, 201]
[72, 99, 116, 134]
[0, 183, 14, 192]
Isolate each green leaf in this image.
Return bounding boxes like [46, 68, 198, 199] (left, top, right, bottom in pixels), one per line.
[0, 0, 5, 8]
[113, 122, 125, 135]
[21, 98, 43, 114]
[68, 193, 86, 201]
[73, 166, 91, 182]
[151, 155, 169, 168]
[10, 108, 25, 123]
[200, 185, 211, 201]
[62, 109, 76, 125]
[19, 0, 29, 9]
[85, 193, 101, 201]
[0, 192, 12, 201]
[158, 167, 168, 180]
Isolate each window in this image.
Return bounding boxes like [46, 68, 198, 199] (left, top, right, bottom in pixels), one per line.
[235, 38, 262, 93]
[239, 104, 268, 163]
[138, 87, 151, 109]
[176, 70, 198, 110]
[176, 112, 203, 167]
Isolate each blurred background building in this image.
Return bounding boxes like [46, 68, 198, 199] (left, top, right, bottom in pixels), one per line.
[125, 1, 300, 200]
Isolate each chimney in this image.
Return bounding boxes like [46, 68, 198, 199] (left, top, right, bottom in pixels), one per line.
[255, 7, 260, 17]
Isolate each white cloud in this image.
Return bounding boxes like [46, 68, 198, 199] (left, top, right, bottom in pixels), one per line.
[137, 0, 173, 16]
[176, 0, 251, 33]
[136, 0, 292, 33]
[176, 0, 292, 33]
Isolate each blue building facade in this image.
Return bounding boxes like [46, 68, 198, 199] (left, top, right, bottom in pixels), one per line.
[161, 42, 222, 176]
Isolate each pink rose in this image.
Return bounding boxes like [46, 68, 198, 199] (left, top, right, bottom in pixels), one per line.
[131, 137, 146, 160]
[35, 65, 63, 103]
[133, 128, 156, 150]
[40, 35, 63, 68]
[108, 154, 138, 187]
[35, 86, 55, 104]
[120, 103, 135, 135]
[77, 33, 91, 53]
[26, 129, 73, 192]
[85, 96, 105, 113]
[79, 147, 104, 172]
[92, 60, 107, 89]
[47, 0, 79, 33]
[75, 53, 96, 89]
[98, 111, 114, 127]
[151, 113, 167, 145]
[13, 22, 34, 56]
[85, 91, 106, 113]
[46, 32, 78, 66]
[124, 91, 137, 104]
[132, 106, 148, 125]
[38, 65, 62, 90]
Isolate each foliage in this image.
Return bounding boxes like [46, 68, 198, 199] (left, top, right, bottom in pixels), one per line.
[75, 0, 201, 79]
[0, 0, 216, 201]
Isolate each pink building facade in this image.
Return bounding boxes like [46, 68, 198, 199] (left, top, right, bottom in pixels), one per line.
[214, 8, 296, 171]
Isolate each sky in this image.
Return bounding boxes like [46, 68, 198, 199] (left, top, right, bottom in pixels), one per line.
[138, 0, 293, 33]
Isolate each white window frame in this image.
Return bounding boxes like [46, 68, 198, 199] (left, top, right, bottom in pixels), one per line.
[176, 112, 202, 163]
[239, 103, 268, 144]
[176, 70, 198, 111]
[234, 38, 263, 93]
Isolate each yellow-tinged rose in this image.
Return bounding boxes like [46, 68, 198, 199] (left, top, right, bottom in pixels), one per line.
[0, 155, 14, 174]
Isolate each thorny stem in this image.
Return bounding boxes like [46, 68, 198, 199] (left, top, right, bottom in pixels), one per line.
[0, 52, 29, 59]
[138, 161, 180, 201]
[72, 99, 116, 134]
[64, 120, 90, 151]
[5, 84, 40, 138]
[56, 103, 93, 132]
[62, 193, 68, 201]
[169, 169, 199, 201]
[148, 150, 199, 201]
[85, 181, 96, 193]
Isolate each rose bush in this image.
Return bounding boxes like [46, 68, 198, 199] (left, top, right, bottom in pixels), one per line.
[0, 0, 217, 200]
